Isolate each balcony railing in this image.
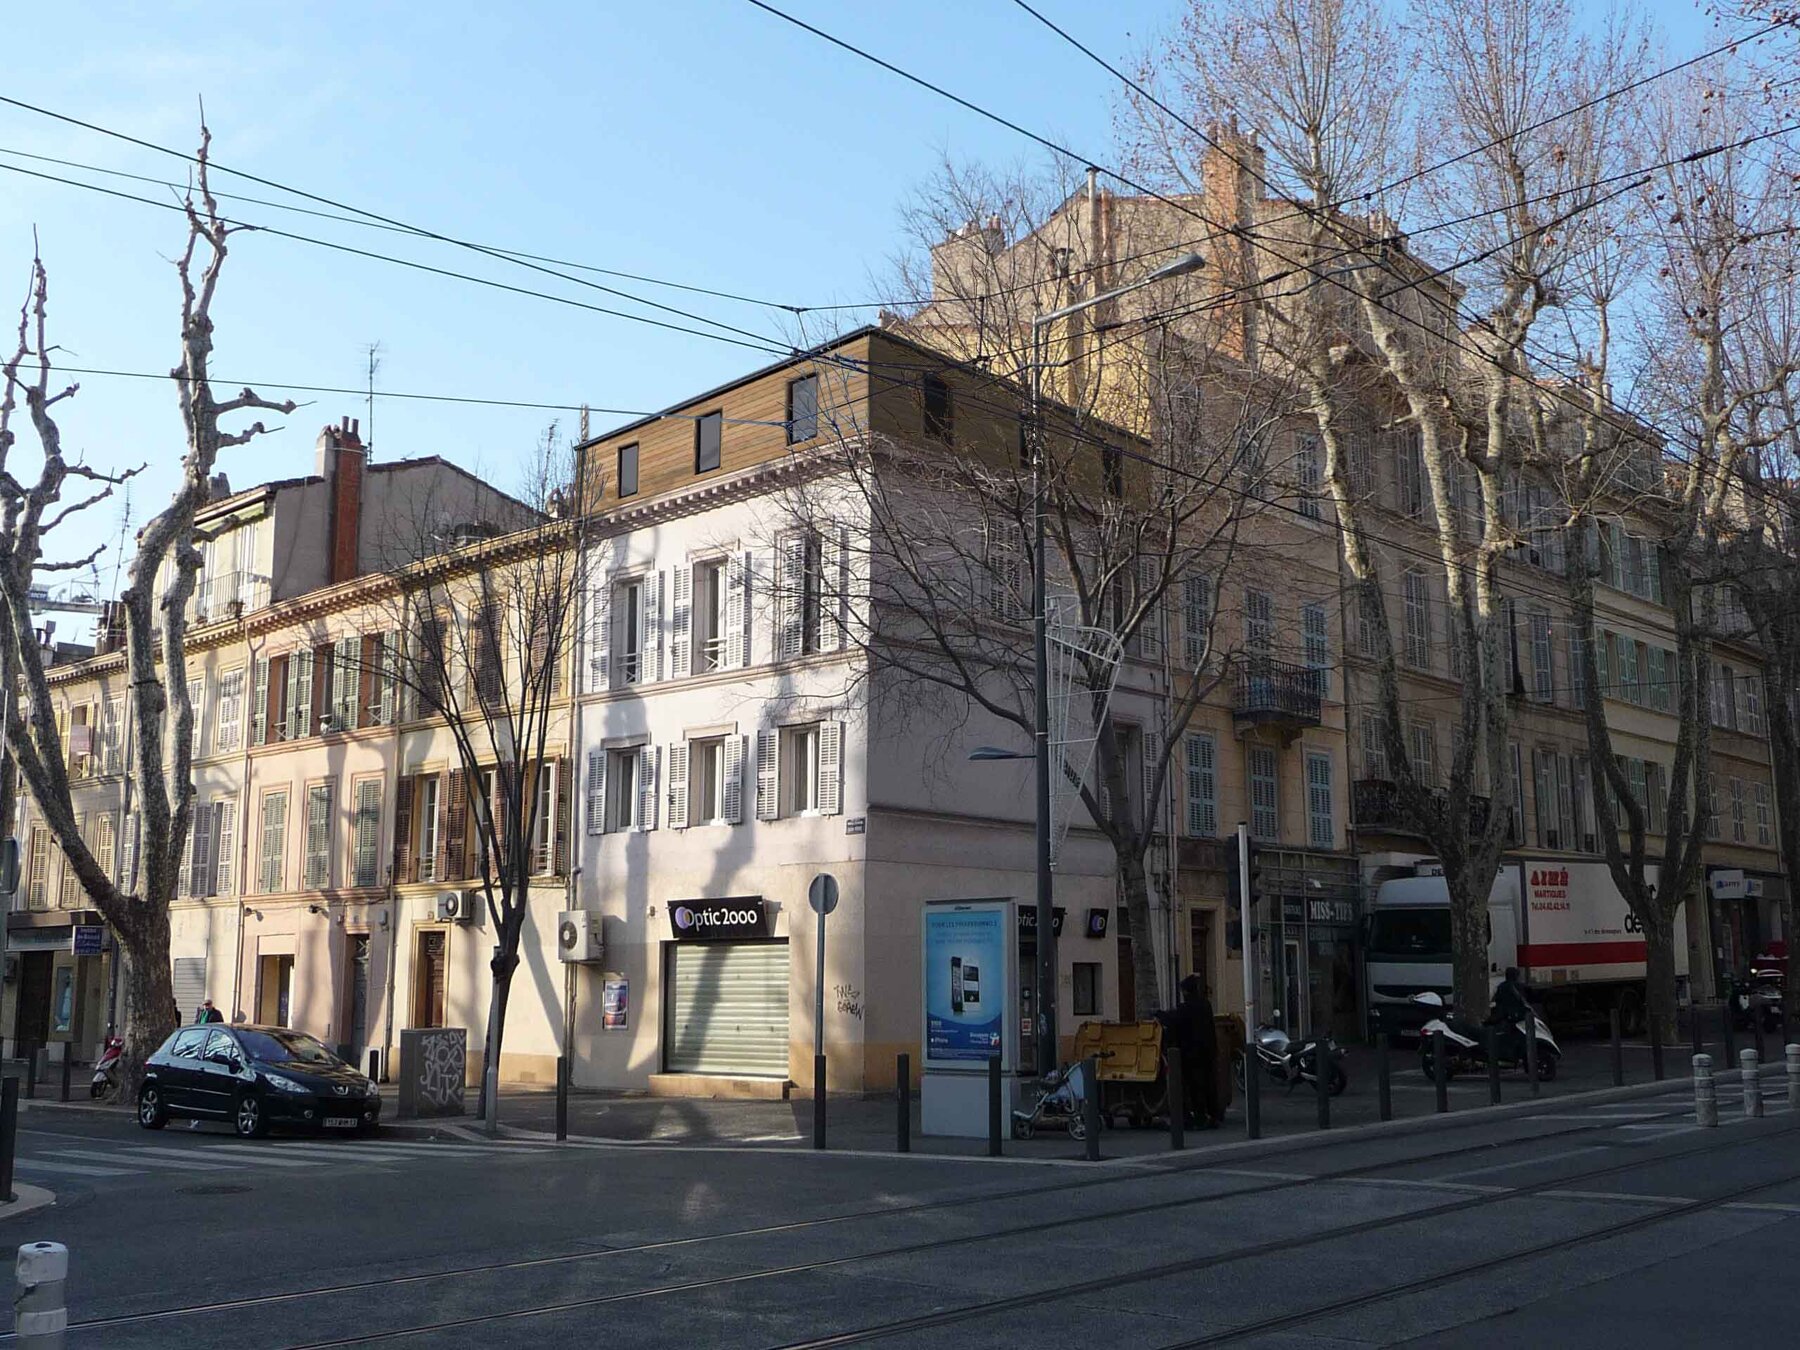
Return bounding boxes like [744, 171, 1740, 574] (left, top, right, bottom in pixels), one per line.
[1231, 657, 1323, 729]
[194, 571, 273, 624]
[1353, 777, 1493, 837]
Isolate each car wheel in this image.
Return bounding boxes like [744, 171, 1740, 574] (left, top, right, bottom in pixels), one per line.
[233, 1091, 269, 1139]
[137, 1086, 167, 1130]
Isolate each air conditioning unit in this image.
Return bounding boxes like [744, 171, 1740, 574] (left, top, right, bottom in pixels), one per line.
[557, 910, 603, 964]
[435, 891, 477, 923]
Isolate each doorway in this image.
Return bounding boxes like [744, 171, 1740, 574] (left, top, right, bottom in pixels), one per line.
[345, 935, 371, 1067]
[257, 955, 295, 1026]
[413, 930, 447, 1028]
[16, 953, 52, 1047]
[1281, 938, 1304, 1031]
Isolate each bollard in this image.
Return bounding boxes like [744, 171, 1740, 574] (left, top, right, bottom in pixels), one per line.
[1485, 1026, 1502, 1106]
[59, 1049, 71, 1105]
[1314, 1033, 1331, 1131]
[1610, 1007, 1624, 1087]
[1753, 998, 1766, 1068]
[813, 1053, 827, 1151]
[1244, 1043, 1261, 1141]
[1165, 1051, 1185, 1152]
[896, 1053, 911, 1153]
[1741, 1048, 1764, 1118]
[1524, 1008, 1541, 1096]
[14, 1241, 67, 1349]
[0, 1078, 16, 1203]
[23, 1047, 36, 1102]
[1432, 1031, 1449, 1114]
[1693, 1053, 1717, 1128]
[1376, 1029, 1392, 1123]
[1080, 1055, 1102, 1162]
[987, 1054, 1002, 1158]
[1787, 1044, 1800, 1113]
[554, 1055, 567, 1143]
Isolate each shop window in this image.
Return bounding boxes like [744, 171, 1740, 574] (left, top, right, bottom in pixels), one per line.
[1073, 962, 1101, 1017]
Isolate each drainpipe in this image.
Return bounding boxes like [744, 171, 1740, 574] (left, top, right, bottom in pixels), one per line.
[231, 629, 259, 1023]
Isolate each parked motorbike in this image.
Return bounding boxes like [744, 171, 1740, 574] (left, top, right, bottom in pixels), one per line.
[1412, 991, 1560, 1081]
[90, 1035, 124, 1100]
[1011, 1061, 1091, 1141]
[1232, 1014, 1348, 1096]
[1731, 971, 1784, 1032]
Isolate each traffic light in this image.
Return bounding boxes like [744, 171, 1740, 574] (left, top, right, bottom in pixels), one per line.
[1227, 838, 1263, 955]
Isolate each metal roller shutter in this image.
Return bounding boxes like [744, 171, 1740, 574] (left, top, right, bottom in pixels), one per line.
[172, 957, 207, 1022]
[666, 941, 790, 1078]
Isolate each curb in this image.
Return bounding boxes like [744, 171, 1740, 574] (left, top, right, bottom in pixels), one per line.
[0, 1185, 56, 1223]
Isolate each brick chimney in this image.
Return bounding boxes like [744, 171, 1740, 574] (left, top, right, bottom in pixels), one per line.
[316, 416, 365, 585]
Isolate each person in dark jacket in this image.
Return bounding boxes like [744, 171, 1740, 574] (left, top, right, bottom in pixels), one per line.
[1491, 969, 1530, 1025]
[195, 999, 223, 1024]
[1157, 974, 1221, 1128]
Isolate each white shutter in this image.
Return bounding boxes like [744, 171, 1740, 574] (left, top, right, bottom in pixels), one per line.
[726, 551, 751, 668]
[637, 746, 659, 832]
[669, 565, 692, 678]
[1186, 734, 1217, 837]
[379, 632, 398, 725]
[214, 801, 236, 896]
[641, 572, 663, 683]
[587, 583, 610, 692]
[822, 526, 848, 652]
[819, 720, 843, 816]
[667, 743, 690, 830]
[723, 735, 745, 824]
[290, 650, 314, 739]
[585, 749, 606, 836]
[122, 811, 141, 892]
[778, 533, 805, 661]
[1141, 736, 1159, 834]
[177, 806, 197, 897]
[756, 730, 780, 820]
[1183, 576, 1211, 667]
[1137, 558, 1162, 661]
[334, 635, 359, 729]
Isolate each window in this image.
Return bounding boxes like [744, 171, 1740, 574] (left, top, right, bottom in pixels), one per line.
[693, 560, 727, 673]
[1708, 784, 1721, 840]
[1102, 444, 1124, 498]
[1072, 963, 1101, 1017]
[1714, 663, 1738, 729]
[1646, 762, 1668, 836]
[1302, 602, 1330, 698]
[1533, 750, 1557, 848]
[1249, 746, 1279, 842]
[695, 411, 723, 473]
[617, 443, 639, 497]
[1182, 576, 1211, 667]
[922, 374, 952, 443]
[787, 375, 819, 444]
[778, 532, 826, 660]
[687, 736, 738, 826]
[1617, 635, 1640, 706]
[1647, 646, 1670, 712]
[1410, 722, 1437, 788]
[1741, 673, 1764, 736]
[1402, 570, 1431, 670]
[599, 746, 658, 833]
[353, 779, 382, 888]
[1244, 589, 1273, 655]
[1755, 781, 1772, 846]
[304, 784, 333, 889]
[613, 577, 644, 686]
[1509, 743, 1526, 845]
[786, 723, 821, 814]
[1573, 757, 1596, 851]
[1395, 427, 1426, 519]
[1306, 751, 1334, 849]
[1295, 433, 1323, 519]
[187, 678, 205, 758]
[1529, 609, 1553, 702]
[26, 827, 48, 909]
[215, 670, 244, 753]
[96, 814, 116, 883]
[1731, 777, 1747, 844]
[259, 790, 289, 894]
[530, 762, 558, 875]
[1184, 734, 1217, 837]
[1361, 713, 1390, 781]
[416, 776, 441, 883]
[101, 699, 123, 774]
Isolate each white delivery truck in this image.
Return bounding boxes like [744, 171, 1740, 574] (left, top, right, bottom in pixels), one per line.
[1364, 859, 1685, 1036]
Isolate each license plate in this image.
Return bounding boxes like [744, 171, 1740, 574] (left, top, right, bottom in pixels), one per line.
[324, 1117, 358, 1129]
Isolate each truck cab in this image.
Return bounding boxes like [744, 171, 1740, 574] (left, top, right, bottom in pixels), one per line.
[1363, 869, 1517, 1036]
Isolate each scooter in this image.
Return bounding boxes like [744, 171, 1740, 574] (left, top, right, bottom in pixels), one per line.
[1413, 991, 1560, 1081]
[90, 1035, 124, 1100]
[1011, 1060, 1092, 1141]
[1232, 1015, 1348, 1096]
[1735, 967, 1784, 1032]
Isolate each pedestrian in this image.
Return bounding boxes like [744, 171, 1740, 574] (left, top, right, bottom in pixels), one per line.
[196, 998, 223, 1024]
[1157, 974, 1222, 1128]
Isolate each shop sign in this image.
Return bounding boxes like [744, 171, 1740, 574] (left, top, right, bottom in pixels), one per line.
[667, 897, 768, 942]
[1307, 898, 1357, 926]
[70, 925, 105, 956]
[1015, 906, 1067, 937]
[1710, 869, 1747, 901]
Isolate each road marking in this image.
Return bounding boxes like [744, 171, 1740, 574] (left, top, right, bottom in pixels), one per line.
[1725, 1201, 1800, 1215]
[1437, 1145, 1606, 1180]
[1544, 1188, 1689, 1205]
[176, 1145, 325, 1168]
[1202, 1167, 1311, 1181]
[1338, 1176, 1510, 1195]
[14, 1158, 134, 1178]
[42, 1147, 236, 1172]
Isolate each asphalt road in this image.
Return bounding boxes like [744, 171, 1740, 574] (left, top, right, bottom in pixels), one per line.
[2, 1074, 1795, 1347]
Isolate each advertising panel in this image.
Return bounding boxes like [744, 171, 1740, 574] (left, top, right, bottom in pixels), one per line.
[922, 900, 1010, 1070]
[1518, 859, 1684, 977]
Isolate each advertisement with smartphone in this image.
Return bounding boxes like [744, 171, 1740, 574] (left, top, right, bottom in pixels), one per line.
[923, 901, 1008, 1067]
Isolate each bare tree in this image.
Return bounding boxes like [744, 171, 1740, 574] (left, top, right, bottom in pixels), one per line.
[0, 126, 295, 1087]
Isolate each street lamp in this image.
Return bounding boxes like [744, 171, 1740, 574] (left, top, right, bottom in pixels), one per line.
[1023, 249, 1205, 1077]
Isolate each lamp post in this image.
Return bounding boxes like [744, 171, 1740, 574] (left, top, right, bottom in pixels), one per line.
[1019, 251, 1205, 1076]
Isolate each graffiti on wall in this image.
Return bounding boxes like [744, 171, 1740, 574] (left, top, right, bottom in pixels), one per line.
[398, 1026, 467, 1119]
[834, 983, 864, 1020]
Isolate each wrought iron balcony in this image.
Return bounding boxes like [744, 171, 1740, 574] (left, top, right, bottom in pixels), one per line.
[1353, 777, 1492, 838]
[1231, 657, 1323, 734]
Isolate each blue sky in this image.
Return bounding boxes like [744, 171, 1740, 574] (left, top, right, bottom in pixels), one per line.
[0, 1, 1722, 626]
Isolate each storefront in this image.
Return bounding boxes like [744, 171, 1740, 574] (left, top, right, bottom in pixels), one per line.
[1707, 866, 1789, 989]
[1252, 850, 1362, 1041]
[4, 909, 111, 1062]
[661, 898, 789, 1078]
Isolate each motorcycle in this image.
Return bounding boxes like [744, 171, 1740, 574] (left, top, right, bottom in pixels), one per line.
[1011, 1061, 1092, 1141]
[1731, 970, 1784, 1032]
[1413, 991, 1560, 1081]
[1232, 1014, 1348, 1096]
[90, 1035, 124, 1100]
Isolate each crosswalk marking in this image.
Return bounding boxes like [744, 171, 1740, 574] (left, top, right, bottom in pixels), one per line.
[15, 1133, 566, 1185]
[44, 1147, 237, 1172]
[176, 1145, 325, 1168]
[15, 1158, 134, 1178]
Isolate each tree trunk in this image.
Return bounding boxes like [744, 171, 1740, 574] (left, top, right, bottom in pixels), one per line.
[481, 940, 519, 1137]
[118, 915, 178, 1099]
[1117, 846, 1163, 1019]
[1644, 909, 1680, 1049]
[1445, 868, 1491, 1020]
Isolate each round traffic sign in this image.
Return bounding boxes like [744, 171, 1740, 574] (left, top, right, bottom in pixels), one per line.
[808, 873, 840, 916]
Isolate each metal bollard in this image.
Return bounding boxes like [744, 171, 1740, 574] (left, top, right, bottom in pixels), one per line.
[1165, 1051, 1184, 1152]
[1741, 1048, 1763, 1119]
[1080, 1055, 1102, 1162]
[1650, 1011, 1664, 1082]
[1787, 1045, 1800, 1113]
[987, 1054, 1002, 1158]
[0, 1078, 17, 1203]
[813, 1053, 827, 1151]
[1432, 1031, 1449, 1114]
[1693, 1054, 1717, 1128]
[1609, 1008, 1624, 1087]
[1244, 1041, 1261, 1141]
[1524, 1008, 1540, 1096]
[15, 1241, 67, 1348]
[554, 1055, 567, 1143]
[1376, 1029, 1392, 1122]
[896, 1053, 911, 1153]
[1485, 1026, 1502, 1106]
